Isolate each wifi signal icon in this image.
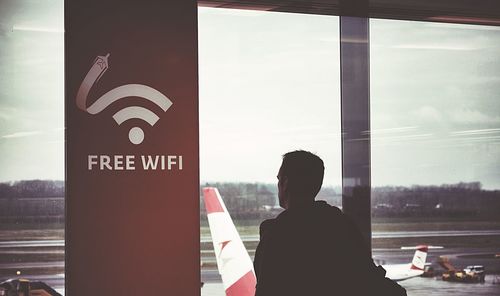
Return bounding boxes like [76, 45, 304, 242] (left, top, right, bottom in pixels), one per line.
[76, 53, 173, 145]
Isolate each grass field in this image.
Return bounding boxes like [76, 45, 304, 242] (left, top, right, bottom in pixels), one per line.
[201, 219, 500, 237]
[1, 218, 499, 241]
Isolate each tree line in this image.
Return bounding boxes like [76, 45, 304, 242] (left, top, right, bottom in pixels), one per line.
[201, 181, 500, 220]
[0, 180, 64, 198]
[1, 180, 499, 225]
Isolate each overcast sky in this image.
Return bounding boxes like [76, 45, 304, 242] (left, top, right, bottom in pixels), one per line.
[0, 2, 499, 189]
[199, 9, 500, 189]
[0, 0, 64, 182]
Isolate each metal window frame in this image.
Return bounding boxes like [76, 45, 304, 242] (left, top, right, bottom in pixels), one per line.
[339, 16, 372, 252]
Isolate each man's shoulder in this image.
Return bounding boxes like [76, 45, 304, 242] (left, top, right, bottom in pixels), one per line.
[311, 201, 344, 222]
[258, 218, 277, 240]
[315, 202, 360, 231]
[315, 201, 342, 214]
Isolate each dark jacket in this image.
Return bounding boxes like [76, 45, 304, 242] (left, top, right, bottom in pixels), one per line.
[254, 201, 406, 296]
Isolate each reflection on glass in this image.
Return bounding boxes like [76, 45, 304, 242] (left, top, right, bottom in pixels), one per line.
[370, 19, 500, 295]
[198, 8, 341, 295]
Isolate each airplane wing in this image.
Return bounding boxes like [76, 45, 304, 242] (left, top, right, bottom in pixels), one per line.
[382, 245, 428, 281]
[202, 187, 256, 296]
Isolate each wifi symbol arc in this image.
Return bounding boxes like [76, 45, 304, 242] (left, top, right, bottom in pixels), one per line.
[76, 53, 173, 145]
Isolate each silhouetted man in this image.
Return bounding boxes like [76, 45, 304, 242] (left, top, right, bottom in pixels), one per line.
[254, 150, 406, 296]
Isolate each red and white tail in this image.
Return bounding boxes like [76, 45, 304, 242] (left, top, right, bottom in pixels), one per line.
[410, 245, 428, 271]
[203, 187, 256, 296]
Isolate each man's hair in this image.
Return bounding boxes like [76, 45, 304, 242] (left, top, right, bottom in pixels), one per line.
[280, 150, 324, 200]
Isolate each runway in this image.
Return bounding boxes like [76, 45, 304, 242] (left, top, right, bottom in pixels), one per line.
[201, 247, 500, 281]
[0, 240, 64, 248]
[0, 261, 64, 269]
[4, 248, 497, 273]
[1, 230, 498, 248]
[201, 229, 500, 242]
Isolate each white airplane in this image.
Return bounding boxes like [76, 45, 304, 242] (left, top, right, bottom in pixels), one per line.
[203, 187, 256, 296]
[382, 245, 428, 281]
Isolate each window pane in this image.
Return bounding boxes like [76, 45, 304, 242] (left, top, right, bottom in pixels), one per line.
[199, 8, 340, 294]
[0, 0, 64, 294]
[371, 19, 500, 294]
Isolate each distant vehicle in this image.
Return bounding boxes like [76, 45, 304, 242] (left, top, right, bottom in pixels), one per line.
[203, 187, 256, 296]
[463, 265, 486, 282]
[382, 245, 429, 281]
[0, 278, 61, 296]
[439, 256, 486, 283]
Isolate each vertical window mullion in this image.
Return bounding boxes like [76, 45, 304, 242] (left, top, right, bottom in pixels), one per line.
[340, 16, 372, 253]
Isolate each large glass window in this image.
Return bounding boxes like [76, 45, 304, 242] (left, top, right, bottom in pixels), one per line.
[371, 19, 500, 294]
[198, 8, 341, 294]
[0, 0, 64, 294]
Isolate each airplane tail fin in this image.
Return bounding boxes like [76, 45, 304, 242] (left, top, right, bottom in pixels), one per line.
[410, 245, 428, 270]
[203, 187, 256, 296]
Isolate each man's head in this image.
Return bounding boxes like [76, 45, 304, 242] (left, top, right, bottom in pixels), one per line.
[277, 150, 324, 209]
